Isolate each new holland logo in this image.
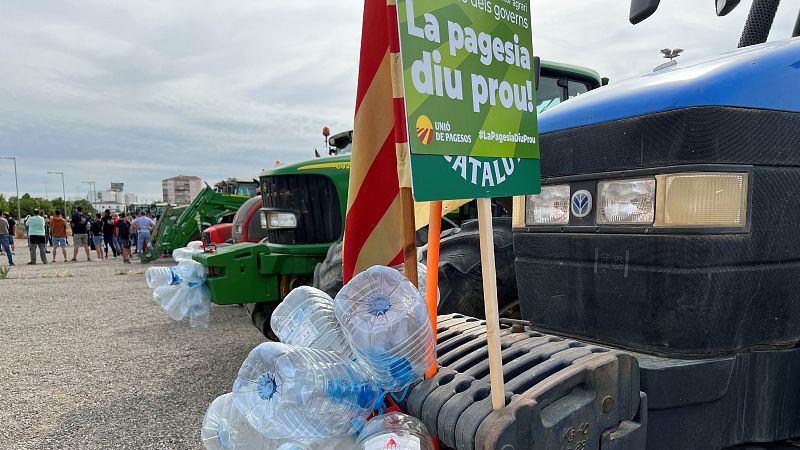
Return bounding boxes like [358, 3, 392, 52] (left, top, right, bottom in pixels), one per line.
[571, 190, 592, 218]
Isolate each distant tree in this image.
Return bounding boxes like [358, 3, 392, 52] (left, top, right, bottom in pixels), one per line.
[71, 199, 96, 216]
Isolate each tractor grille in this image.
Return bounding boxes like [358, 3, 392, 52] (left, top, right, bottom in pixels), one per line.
[261, 174, 342, 245]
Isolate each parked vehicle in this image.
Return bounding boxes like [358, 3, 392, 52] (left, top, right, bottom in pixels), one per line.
[407, 2, 800, 449]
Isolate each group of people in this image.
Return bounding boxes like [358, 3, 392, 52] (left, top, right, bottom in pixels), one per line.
[0, 207, 157, 266]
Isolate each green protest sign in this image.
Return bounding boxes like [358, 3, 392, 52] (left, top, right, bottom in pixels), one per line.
[396, 0, 539, 159]
[395, 0, 541, 201]
[410, 154, 539, 201]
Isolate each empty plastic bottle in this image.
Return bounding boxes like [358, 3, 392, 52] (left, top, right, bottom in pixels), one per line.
[232, 342, 379, 439]
[355, 412, 434, 450]
[270, 287, 351, 355]
[145, 266, 181, 289]
[390, 262, 439, 307]
[334, 266, 436, 392]
[173, 241, 205, 262]
[202, 393, 259, 450]
[152, 284, 179, 308]
[189, 285, 212, 329]
[175, 259, 207, 285]
[160, 284, 192, 321]
[274, 436, 356, 450]
[202, 393, 357, 450]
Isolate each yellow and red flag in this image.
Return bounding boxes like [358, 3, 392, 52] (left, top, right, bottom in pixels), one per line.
[342, 0, 406, 282]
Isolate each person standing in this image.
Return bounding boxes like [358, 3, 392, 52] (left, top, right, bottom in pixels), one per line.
[50, 210, 69, 263]
[132, 211, 156, 255]
[116, 213, 133, 263]
[26, 209, 47, 265]
[101, 209, 119, 258]
[112, 211, 121, 255]
[0, 210, 13, 266]
[6, 213, 16, 253]
[44, 214, 52, 252]
[70, 206, 91, 262]
[90, 213, 105, 260]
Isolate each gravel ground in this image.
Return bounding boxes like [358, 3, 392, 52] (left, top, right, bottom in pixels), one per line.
[0, 245, 266, 449]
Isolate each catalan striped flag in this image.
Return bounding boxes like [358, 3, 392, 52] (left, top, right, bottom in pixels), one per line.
[342, 0, 407, 282]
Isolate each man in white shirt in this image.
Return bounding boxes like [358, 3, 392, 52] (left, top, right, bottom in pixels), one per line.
[131, 211, 156, 254]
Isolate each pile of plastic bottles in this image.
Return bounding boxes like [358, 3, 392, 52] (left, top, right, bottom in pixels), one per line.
[201, 265, 437, 449]
[144, 241, 211, 328]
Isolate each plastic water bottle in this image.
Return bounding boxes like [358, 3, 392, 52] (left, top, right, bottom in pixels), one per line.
[145, 266, 181, 289]
[160, 284, 192, 321]
[173, 241, 204, 262]
[232, 342, 379, 439]
[355, 412, 434, 450]
[202, 393, 357, 450]
[390, 262, 439, 307]
[202, 393, 259, 450]
[152, 284, 179, 308]
[270, 287, 351, 355]
[189, 285, 212, 329]
[175, 259, 207, 285]
[274, 436, 356, 450]
[334, 266, 436, 392]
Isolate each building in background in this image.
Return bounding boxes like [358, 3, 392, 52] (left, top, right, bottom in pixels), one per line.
[90, 182, 139, 212]
[162, 176, 203, 205]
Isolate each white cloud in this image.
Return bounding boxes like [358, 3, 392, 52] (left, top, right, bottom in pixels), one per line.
[0, 0, 796, 200]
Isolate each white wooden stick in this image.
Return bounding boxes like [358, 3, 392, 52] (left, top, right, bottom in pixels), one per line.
[477, 197, 506, 410]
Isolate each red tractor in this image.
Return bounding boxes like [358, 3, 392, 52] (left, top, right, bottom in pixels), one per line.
[201, 196, 267, 247]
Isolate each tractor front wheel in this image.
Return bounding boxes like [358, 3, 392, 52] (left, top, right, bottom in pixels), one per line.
[312, 217, 518, 319]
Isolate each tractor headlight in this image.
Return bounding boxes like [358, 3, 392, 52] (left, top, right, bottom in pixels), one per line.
[261, 210, 298, 229]
[597, 178, 656, 224]
[654, 172, 748, 227]
[525, 185, 570, 225]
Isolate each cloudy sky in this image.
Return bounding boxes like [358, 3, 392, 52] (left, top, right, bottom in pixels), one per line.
[0, 0, 797, 201]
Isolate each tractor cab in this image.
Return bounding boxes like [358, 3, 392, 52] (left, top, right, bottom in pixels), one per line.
[213, 177, 259, 197]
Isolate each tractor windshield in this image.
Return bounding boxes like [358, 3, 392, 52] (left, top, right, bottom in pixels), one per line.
[536, 74, 594, 113]
[235, 183, 258, 197]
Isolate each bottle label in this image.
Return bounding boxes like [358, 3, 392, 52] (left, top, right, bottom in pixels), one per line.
[363, 433, 421, 450]
[284, 307, 320, 346]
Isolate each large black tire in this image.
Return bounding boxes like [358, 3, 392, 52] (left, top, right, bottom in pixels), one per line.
[245, 302, 279, 341]
[313, 241, 344, 299]
[313, 218, 518, 319]
[422, 217, 518, 319]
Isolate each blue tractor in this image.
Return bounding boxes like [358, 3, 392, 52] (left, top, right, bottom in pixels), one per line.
[409, 1, 800, 449]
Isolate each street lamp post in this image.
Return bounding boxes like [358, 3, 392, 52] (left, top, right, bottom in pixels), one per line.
[48, 171, 67, 215]
[42, 182, 49, 200]
[0, 156, 21, 222]
[82, 181, 96, 211]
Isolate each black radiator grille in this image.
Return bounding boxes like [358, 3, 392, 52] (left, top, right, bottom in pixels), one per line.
[261, 174, 342, 245]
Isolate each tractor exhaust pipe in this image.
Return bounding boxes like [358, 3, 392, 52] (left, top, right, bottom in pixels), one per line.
[738, 0, 781, 47]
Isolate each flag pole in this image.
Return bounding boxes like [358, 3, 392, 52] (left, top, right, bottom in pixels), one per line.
[477, 197, 506, 410]
[386, 0, 418, 287]
[425, 200, 442, 378]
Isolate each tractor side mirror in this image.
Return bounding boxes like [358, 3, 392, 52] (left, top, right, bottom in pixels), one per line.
[716, 0, 741, 16]
[630, 0, 660, 24]
[533, 56, 541, 90]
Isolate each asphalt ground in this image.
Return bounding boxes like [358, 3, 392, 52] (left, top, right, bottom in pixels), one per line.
[0, 244, 266, 449]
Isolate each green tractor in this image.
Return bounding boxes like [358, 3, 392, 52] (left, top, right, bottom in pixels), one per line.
[140, 186, 253, 263]
[194, 59, 605, 337]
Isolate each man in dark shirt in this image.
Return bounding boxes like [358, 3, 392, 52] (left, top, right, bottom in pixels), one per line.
[70, 206, 91, 262]
[116, 213, 132, 263]
[101, 209, 119, 258]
